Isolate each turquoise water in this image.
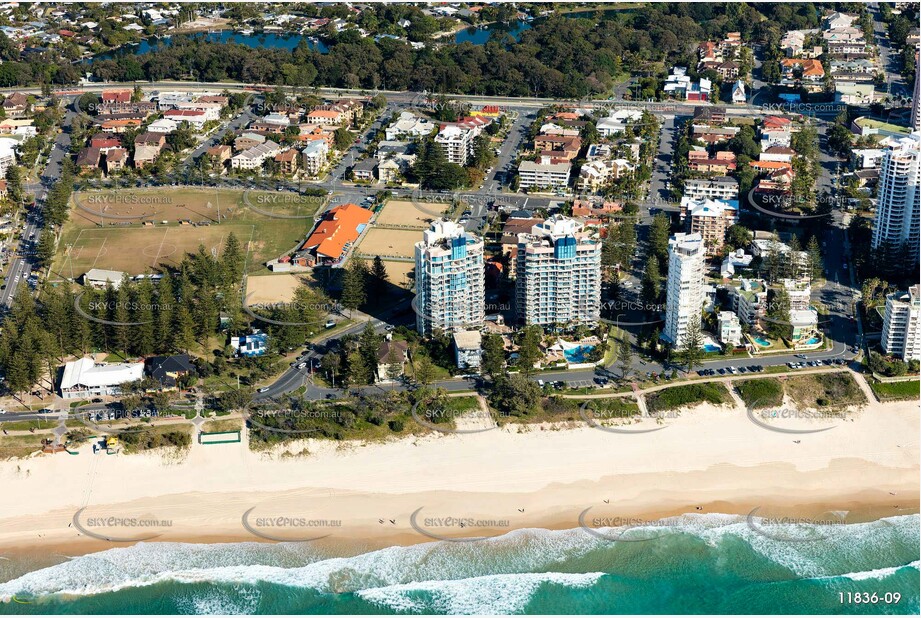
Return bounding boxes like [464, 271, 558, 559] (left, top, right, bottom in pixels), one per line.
[704, 344, 721, 353]
[754, 336, 772, 347]
[805, 336, 821, 345]
[0, 514, 917, 614]
[562, 345, 594, 363]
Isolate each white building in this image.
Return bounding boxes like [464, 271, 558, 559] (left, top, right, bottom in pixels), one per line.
[231, 140, 281, 170]
[385, 111, 436, 141]
[147, 118, 179, 134]
[453, 330, 483, 369]
[301, 140, 329, 176]
[434, 124, 474, 165]
[576, 158, 633, 193]
[0, 137, 17, 178]
[718, 311, 743, 347]
[663, 232, 706, 348]
[82, 268, 126, 289]
[683, 176, 739, 201]
[732, 80, 746, 104]
[518, 159, 570, 191]
[414, 220, 485, 336]
[871, 132, 920, 265]
[596, 109, 643, 137]
[59, 358, 144, 399]
[515, 215, 601, 326]
[720, 248, 753, 279]
[881, 285, 921, 361]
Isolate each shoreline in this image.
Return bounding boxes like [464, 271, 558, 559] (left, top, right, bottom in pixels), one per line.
[0, 399, 916, 561]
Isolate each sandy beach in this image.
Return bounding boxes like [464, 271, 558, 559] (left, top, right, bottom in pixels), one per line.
[0, 398, 916, 557]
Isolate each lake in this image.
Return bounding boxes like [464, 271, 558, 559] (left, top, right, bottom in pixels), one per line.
[453, 20, 531, 45]
[90, 30, 328, 62]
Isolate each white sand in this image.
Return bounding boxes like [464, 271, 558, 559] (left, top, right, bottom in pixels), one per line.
[0, 399, 916, 552]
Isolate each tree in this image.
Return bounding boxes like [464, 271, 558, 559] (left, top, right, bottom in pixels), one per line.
[5, 164, 22, 205]
[384, 345, 404, 385]
[516, 325, 543, 376]
[641, 256, 661, 308]
[679, 315, 703, 373]
[481, 333, 505, 380]
[334, 127, 355, 151]
[341, 258, 368, 315]
[616, 336, 633, 378]
[321, 350, 341, 387]
[806, 235, 823, 281]
[414, 355, 435, 385]
[648, 213, 671, 269]
[765, 286, 791, 340]
[725, 225, 752, 252]
[35, 229, 55, 268]
[370, 255, 389, 296]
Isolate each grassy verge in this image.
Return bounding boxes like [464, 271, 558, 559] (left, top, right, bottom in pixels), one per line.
[645, 383, 730, 414]
[0, 432, 55, 459]
[202, 418, 243, 433]
[118, 423, 193, 454]
[869, 379, 919, 402]
[785, 372, 866, 410]
[735, 378, 784, 408]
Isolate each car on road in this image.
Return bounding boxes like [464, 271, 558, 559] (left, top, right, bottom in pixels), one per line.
[257, 387, 270, 393]
[794, 354, 807, 359]
[296, 362, 307, 369]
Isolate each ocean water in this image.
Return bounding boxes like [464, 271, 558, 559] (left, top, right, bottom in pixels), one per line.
[0, 514, 917, 615]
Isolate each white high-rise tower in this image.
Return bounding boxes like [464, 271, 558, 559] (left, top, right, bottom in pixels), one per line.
[663, 232, 706, 349]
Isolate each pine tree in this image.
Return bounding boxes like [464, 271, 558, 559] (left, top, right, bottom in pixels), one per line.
[680, 315, 704, 373]
[134, 277, 156, 355]
[414, 355, 435, 385]
[221, 232, 245, 285]
[481, 333, 506, 380]
[806, 235, 823, 281]
[641, 256, 661, 308]
[370, 256, 389, 295]
[617, 336, 633, 378]
[341, 259, 368, 315]
[156, 275, 175, 352]
[517, 325, 543, 377]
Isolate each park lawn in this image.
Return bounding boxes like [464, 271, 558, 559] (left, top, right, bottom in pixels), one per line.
[784, 372, 866, 410]
[645, 382, 731, 414]
[734, 378, 784, 408]
[869, 379, 920, 402]
[0, 418, 59, 431]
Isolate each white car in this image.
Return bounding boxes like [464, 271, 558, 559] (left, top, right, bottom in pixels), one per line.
[257, 387, 270, 393]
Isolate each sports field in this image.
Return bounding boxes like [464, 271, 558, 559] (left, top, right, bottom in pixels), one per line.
[380, 260, 416, 290]
[374, 199, 448, 229]
[53, 188, 321, 279]
[354, 228, 422, 259]
[245, 273, 305, 304]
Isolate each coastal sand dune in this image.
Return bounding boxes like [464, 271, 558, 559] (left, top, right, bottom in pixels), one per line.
[0, 399, 916, 555]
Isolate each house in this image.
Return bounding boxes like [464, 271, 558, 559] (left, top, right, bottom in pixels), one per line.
[376, 339, 409, 382]
[0, 180, 7, 200]
[231, 331, 268, 357]
[206, 144, 231, 166]
[663, 67, 712, 101]
[2, 92, 28, 118]
[89, 134, 121, 152]
[135, 132, 167, 149]
[82, 268, 126, 289]
[59, 357, 144, 399]
[760, 116, 793, 149]
[234, 132, 266, 152]
[454, 330, 483, 369]
[99, 118, 143, 133]
[147, 118, 179, 134]
[824, 11, 856, 30]
[274, 148, 300, 175]
[133, 144, 161, 169]
[780, 58, 826, 91]
[0, 118, 36, 137]
[720, 248, 754, 279]
[760, 145, 796, 163]
[596, 109, 643, 137]
[352, 157, 377, 182]
[145, 354, 196, 389]
[385, 111, 436, 141]
[835, 81, 875, 105]
[163, 109, 208, 130]
[732, 80, 746, 104]
[295, 203, 372, 266]
[76, 147, 102, 173]
[301, 140, 329, 177]
[781, 29, 821, 58]
[718, 311, 743, 347]
[104, 148, 127, 173]
[789, 309, 819, 344]
[305, 109, 344, 126]
[680, 196, 739, 256]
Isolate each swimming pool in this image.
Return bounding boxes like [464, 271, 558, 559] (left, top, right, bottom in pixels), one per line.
[805, 336, 821, 345]
[753, 336, 772, 347]
[563, 344, 595, 363]
[703, 344, 721, 353]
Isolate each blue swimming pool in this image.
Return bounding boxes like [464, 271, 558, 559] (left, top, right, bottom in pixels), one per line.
[805, 336, 821, 345]
[704, 344, 721, 353]
[563, 345, 595, 363]
[753, 336, 772, 347]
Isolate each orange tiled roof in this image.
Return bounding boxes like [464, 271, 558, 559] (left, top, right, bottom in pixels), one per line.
[302, 203, 373, 260]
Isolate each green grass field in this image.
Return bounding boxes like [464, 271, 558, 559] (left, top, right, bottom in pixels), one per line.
[869, 379, 919, 402]
[645, 383, 731, 414]
[735, 378, 784, 408]
[53, 188, 321, 278]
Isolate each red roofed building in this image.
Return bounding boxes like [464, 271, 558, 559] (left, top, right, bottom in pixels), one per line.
[101, 90, 131, 104]
[294, 203, 373, 266]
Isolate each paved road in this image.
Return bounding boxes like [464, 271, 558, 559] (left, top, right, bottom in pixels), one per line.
[868, 2, 909, 99]
[1, 109, 74, 308]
